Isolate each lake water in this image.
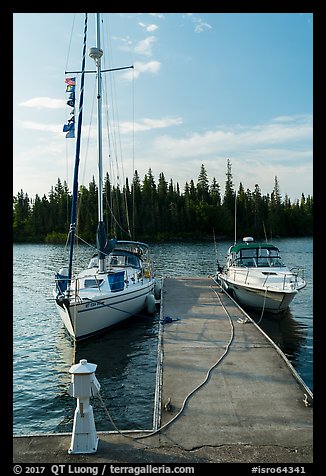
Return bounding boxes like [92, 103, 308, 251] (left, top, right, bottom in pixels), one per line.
[13, 237, 313, 436]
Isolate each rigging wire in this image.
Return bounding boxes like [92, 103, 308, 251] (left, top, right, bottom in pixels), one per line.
[104, 197, 131, 236]
[64, 14, 77, 238]
[102, 14, 134, 239]
[64, 14, 77, 74]
[100, 16, 126, 238]
[63, 13, 135, 249]
[67, 12, 88, 284]
[67, 12, 88, 348]
[72, 278, 79, 364]
[212, 227, 219, 267]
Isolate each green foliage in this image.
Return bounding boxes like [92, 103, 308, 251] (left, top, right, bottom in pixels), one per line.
[44, 232, 68, 244]
[13, 162, 313, 243]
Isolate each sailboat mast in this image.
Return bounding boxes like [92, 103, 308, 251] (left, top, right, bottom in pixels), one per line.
[87, 15, 133, 272]
[95, 13, 103, 225]
[89, 13, 106, 272]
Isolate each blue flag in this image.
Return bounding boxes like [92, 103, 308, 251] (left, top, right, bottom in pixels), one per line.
[63, 123, 74, 132]
[66, 84, 75, 93]
[65, 128, 75, 139]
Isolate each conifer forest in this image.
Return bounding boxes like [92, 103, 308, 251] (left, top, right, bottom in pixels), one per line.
[13, 161, 312, 243]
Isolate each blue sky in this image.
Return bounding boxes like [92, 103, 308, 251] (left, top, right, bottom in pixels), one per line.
[13, 13, 313, 202]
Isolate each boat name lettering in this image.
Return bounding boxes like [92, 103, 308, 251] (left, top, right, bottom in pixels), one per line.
[85, 301, 104, 309]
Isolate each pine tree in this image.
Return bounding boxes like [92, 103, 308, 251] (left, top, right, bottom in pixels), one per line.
[13, 189, 31, 241]
[13, 167, 313, 242]
[210, 177, 221, 207]
[223, 159, 235, 210]
[197, 164, 209, 202]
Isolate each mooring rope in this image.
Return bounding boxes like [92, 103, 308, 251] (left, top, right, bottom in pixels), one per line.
[96, 278, 235, 440]
[256, 287, 268, 325]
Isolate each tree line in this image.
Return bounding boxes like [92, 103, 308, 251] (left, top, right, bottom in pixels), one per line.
[13, 160, 313, 243]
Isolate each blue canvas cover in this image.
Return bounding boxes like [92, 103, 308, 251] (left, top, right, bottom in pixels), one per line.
[108, 271, 125, 292]
[55, 272, 69, 294]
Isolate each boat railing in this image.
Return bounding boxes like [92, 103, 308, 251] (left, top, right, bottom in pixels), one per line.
[289, 267, 306, 285]
[264, 270, 305, 290]
[230, 268, 250, 283]
[84, 276, 105, 289]
[230, 266, 305, 290]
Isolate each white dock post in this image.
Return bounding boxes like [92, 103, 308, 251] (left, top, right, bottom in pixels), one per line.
[68, 359, 100, 454]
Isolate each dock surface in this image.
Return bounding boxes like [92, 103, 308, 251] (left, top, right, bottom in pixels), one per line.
[13, 277, 313, 463]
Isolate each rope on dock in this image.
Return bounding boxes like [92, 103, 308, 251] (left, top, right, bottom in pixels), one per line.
[214, 277, 314, 403]
[96, 277, 236, 440]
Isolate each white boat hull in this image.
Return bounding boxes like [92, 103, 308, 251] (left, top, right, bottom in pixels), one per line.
[218, 275, 297, 313]
[54, 281, 155, 340]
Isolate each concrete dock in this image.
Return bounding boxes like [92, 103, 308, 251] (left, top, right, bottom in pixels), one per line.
[13, 277, 313, 463]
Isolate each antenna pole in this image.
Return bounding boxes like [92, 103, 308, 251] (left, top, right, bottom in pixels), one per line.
[234, 191, 237, 245]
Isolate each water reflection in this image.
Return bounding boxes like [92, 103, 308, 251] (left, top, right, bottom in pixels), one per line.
[249, 309, 307, 356]
[55, 313, 160, 433]
[247, 307, 312, 390]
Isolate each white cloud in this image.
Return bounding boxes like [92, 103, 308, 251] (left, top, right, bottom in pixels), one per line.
[121, 60, 161, 80]
[152, 118, 312, 158]
[134, 36, 156, 56]
[19, 121, 63, 134]
[186, 14, 213, 33]
[134, 115, 312, 200]
[273, 114, 311, 124]
[148, 13, 165, 19]
[194, 20, 212, 34]
[19, 97, 66, 109]
[13, 114, 313, 201]
[112, 34, 133, 53]
[120, 117, 183, 133]
[138, 22, 159, 33]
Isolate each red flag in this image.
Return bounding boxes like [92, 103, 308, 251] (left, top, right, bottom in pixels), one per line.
[65, 77, 76, 86]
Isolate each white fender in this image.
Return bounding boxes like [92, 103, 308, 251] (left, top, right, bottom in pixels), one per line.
[146, 293, 156, 315]
[154, 279, 162, 300]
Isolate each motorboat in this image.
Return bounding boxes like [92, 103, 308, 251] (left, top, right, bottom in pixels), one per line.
[216, 236, 306, 314]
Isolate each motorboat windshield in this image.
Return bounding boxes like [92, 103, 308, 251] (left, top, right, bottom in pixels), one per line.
[230, 244, 285, 268]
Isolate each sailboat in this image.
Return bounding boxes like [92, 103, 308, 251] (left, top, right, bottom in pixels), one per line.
[53, 13, 157, 340]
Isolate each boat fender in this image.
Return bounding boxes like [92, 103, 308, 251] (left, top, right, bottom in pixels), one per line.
[146, 293, 156, 315]
[227, 288, 234, 298]
[154, 279, 162, 300]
